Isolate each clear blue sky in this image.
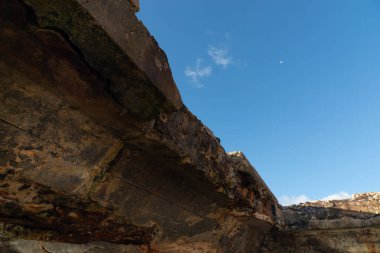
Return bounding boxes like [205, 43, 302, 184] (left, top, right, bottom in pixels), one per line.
[137, 1, 380, 204]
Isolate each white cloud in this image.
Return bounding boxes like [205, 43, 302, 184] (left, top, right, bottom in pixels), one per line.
[321, 191, 351, 201]
[279, 195, 312, 206]
[184, 58, 212, 87]
[279, 191, 352, 206]
[208, 45, 232, 69]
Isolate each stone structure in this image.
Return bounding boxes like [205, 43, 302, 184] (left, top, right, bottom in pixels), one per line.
[0, 0, 378, 252]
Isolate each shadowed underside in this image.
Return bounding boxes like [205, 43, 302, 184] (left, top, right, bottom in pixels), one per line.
[0, 1, 378, 252]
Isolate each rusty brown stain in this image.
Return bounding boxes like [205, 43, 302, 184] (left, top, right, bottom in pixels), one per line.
[249, 191, 255, 205]
[368, 243, 377, 253]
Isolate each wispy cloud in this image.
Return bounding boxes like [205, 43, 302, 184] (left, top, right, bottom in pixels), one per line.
[208, 45, 232, 69]
[185, 58, 212, 87]
[184, 42, 232, 88]
[321, 191, 351, 201]
[279, 195, 312, 206]
[279, 192, 352, 206]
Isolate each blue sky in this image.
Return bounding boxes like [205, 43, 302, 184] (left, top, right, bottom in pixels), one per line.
[137, 1, 380, 205]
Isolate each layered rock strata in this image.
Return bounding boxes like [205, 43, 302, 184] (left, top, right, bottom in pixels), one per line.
[284, 193, 380, 252]
[0, 0, 280, 252]
[0, 0, 378, 252]
[261, 193, 380, 253]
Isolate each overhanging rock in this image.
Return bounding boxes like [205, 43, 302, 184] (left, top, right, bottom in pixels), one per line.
[0, 1, 281, 252]
[1, 1, 379, 252]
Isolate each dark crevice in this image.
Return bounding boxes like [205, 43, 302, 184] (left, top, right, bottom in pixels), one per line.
[0, 118, 26, 134]
[0, 118, 70, 153]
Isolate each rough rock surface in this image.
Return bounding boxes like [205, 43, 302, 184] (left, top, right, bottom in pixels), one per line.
[0, 1, 280, 252]
[0, 0, 379, 252]
[261, 193, 380, 253]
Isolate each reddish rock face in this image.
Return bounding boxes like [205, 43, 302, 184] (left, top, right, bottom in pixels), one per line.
[0, 1, 378, 252]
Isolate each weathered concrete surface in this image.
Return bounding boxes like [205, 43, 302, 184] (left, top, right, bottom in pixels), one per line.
[0, 0, 379, 252]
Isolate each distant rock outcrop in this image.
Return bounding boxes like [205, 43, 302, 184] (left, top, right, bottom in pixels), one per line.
[266, 193, 380, 252]
[0, 1, 378, 252]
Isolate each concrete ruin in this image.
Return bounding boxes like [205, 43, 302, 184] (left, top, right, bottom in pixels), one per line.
[0, 1, 378, 252]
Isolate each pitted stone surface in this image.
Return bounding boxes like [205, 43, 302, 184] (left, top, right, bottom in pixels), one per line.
[0, 0, 378, 252]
